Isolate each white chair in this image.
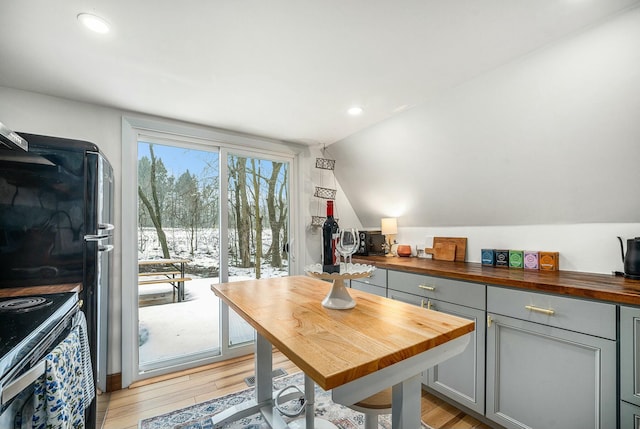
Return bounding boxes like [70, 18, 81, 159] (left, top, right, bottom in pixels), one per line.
[347, 387, 392, 429]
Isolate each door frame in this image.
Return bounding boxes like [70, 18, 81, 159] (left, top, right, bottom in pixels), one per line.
[121, 116, 303, 387]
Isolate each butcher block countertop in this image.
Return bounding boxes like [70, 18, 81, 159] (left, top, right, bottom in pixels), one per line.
[0, 283, 82, 299]
[212, 275, 474, 390]
[353, 255, 640, 306]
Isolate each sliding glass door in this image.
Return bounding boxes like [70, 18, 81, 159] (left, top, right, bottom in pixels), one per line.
[134, 138, 290, 376]
[224, 152, 290, 347]
[137, 140, 222, 371]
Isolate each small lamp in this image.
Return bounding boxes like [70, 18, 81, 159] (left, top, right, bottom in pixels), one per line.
[381, 218, 398, 257]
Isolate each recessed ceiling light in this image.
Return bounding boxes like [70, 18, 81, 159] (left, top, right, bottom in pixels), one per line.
[347, 106, 363, 116]
[77, 13, 110, 34]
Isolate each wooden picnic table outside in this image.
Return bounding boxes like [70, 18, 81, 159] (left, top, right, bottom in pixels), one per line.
[138, 258, 191, 302]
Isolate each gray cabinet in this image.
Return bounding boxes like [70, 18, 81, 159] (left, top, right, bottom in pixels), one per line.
[621, 305, 640, 428]
[388, 272, 486, 415]
[486, 286, 617, 429]
[350, 268, 387, 297]
[388, 270, 485, 309]
[621, 401, 640, 429]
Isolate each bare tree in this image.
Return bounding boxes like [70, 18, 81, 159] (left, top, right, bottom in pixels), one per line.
[175, 171, 201, 256]
[250, 159, 263, 278]
[138, 144, 170, 258]
[229, 156, 252, 268]
[266, 162, 287, 267]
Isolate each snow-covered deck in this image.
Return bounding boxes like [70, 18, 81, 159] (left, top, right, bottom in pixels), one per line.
[138, 277, 254, 365]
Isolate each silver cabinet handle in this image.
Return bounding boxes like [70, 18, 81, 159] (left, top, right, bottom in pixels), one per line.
[525, 305, 555, 316]
[418, 284, 435, 291]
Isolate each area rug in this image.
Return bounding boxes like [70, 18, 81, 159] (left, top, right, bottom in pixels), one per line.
[139, 372, 431, 429]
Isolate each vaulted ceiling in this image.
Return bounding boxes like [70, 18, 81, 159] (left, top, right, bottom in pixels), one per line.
[1, 0, 638, 146]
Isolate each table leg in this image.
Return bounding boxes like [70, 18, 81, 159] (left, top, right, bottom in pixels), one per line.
[305, 375, 315, 429]
[391, 374, 422, 429]
[287, 375, 338, 429]
[255, 333, 273, 404]
[178, 262, 185, 302]
[209, 333, 279, 427]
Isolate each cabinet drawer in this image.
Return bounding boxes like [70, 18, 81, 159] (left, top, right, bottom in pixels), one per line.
[388, 289, 427, 307]
[356, 267, 387, 288]
[388, 270, 485, 309]
[351, 280, 386, 297]
[487, 286, 616, 340]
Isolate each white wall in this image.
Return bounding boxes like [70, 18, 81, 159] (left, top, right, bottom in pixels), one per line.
[393, 224, 636, 274]
[329, 6, 640, 273]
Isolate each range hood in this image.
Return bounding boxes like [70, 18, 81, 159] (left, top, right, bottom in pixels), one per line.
[0, 122, 56, 167]
[0, 121, 28, 151]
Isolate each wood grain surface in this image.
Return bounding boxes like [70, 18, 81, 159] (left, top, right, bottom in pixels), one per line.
[432, 237, 467, 262]
[0, 283, 82, 298]
[211, 276, 474, 391]
[425, 242, 457, 261]
[353, 255, 640, 305]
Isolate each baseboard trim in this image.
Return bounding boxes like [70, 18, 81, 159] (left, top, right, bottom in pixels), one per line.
[105, 372, 122, 392]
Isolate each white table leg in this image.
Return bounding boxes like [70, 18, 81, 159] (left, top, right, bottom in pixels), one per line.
[210, 333, 275, 427]
[255, 333, 273, 403]
[287, 375, 338, 429]
[391, 374, 422, 429]
[305, 375, 315, 428]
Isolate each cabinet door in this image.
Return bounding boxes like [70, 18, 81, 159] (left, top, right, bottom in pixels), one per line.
[388, 290, 484, 414]
[425, 299, 485, 415]
[486, 313, 616, 429]
[621, 401, 640, 429]
[621, 306, 640, 407]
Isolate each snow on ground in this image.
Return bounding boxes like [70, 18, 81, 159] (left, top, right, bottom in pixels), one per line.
[138, 277, 220, 364]
[138, 273, 286, 365]
[137, 227, 289, 365]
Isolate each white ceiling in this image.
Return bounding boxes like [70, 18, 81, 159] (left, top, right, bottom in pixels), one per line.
[1, 0, 638, 146]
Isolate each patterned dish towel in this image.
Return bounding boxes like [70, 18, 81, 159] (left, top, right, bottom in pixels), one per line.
[72, 310, 95, 406]
[32, 326, 87, 429]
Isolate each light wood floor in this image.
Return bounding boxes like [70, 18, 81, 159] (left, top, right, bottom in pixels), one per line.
[104, 350, 491, 429]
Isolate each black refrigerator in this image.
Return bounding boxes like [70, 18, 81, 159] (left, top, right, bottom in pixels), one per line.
[0, 131, 113, 429]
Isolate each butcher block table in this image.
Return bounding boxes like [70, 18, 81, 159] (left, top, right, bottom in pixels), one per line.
[211, 275, 474, 429]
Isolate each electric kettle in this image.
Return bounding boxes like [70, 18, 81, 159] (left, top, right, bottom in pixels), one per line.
[618, 236, 640, 280]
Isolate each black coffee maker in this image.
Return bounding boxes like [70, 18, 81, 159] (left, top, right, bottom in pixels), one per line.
[618, 237, 640, 280]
